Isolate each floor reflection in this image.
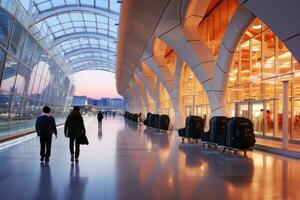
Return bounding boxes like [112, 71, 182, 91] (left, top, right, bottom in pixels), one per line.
[0, 116, 300, 199]
[98, 127, 103, 141]
[64, 164, 88, 200]
[35, 163, 54, 200]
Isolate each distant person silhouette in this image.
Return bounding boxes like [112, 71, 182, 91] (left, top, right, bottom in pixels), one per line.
[97, 110, 103, 129]
[64, 106, 86, 163]
[35, 106, 57, 163]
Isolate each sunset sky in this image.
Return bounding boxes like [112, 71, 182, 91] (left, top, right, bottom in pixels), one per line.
[72, 70, 122, 99]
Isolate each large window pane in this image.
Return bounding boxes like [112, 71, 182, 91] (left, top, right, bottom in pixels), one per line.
[26, 70, 36, 97]
[239, 41, 250, 84]
[0, 55, 18, 93]
[9, 95, 21, 118]
[9, 21, 26, 57]
[0, 47, 6, 80]
[0, 92, 11, 119]
[262, 30, 275, 79]
[0, 8, 13, 47]
[14, 63, 30, 95]
[277, 40, 292, 75]
[20, 34, 36, 65]
[293, 99, 300, 140]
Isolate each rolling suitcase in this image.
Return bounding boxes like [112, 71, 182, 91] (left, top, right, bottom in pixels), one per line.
[159, 115, 170, 130]
[124, 111, 129, 118]
[150, 114, 159, 127]
[209, 116, 229, 145]
[132, 114, 138, 122]
[185, 116, 204, 139]
[153, 114, 160, 128]
[200, 131, 210, 141]
[144, 113, 152, 125]
[226, 117, 256, 149]
[178, 128, 186, 137]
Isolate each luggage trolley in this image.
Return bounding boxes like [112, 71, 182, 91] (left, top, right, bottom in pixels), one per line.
[218, 145, 253, 155]
[200, 141, 219, 149]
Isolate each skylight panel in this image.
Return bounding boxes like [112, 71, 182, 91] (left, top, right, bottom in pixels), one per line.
[83, 13, 96, 22]
[81, 0, 94, 6]
[54, 30, 65, 38]
[96, 15, 108, 24]
[61, 22, 73, 29]
[75, 27, 85, 32]
[66, 0, 77, 5]
[32, 0, 119, 72]
[95, 0, 108, 9]
[87, 27, 97, 32]
[51, 0, 65, 7]
[73, 21, 85, 27]
[85, 21, 96, 27]
[64, 28, 74, 34]
[70, 12, 83, 21]
[99, 29, 108, 35]
[58, 14, 71, 23]
[37, 1, 52, 12]
[46, 16, 60, 26]
[109, 1, 120, 13]
[99, 40, 108, 46]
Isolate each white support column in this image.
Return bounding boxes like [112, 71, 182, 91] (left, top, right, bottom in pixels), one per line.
[282, 80, 289, 150]
[154, 81, 161, 114]
[131, 80, 146, 114]
[172, 58, 185, 129]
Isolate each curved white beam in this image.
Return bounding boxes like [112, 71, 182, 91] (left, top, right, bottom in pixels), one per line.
[72, 65, 115, 73]
[65, 48, 116, 59]
[69, 57, 115, 66]
[130, 79, 146, 113]
[50, 32, 117, 48]
[34, 6, 119, 24]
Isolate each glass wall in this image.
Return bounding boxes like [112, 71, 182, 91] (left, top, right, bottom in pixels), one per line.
[198, 0, 239, 58]
[159, 82, 174, 126]
[146, 90, 156, 114]
[181, 64, 210, 129]
[227, 17, 300, 141]
[0, 7, 73, 138]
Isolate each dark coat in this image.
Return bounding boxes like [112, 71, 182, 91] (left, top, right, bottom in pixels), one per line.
[35, 115, 57, 136]
[64, 111, 86, 138]
[97, 112, 103, 121]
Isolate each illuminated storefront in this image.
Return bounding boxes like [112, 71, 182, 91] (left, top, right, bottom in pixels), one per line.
[159, 83, 174, 125]
[227, 18, 300, 140]
[181, 65, 210, 129]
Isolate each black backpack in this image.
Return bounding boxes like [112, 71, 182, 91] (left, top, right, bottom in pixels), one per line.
[209, 116, 229, 145]
[185, 116, 204, 139]
[226, 117, 256, 149]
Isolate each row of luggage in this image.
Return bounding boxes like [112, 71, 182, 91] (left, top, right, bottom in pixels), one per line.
[178, 116, 256, 149]
[124, 111, 139, 122]
[143, 113, 170, 131]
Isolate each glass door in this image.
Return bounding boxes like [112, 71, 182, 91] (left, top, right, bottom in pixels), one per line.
[264, 100, 275, 137]
[293, 99, 300, 140]
[185, 106, 193, 117]
[236, 102, 249, 118]
[251, 102, 264, 135]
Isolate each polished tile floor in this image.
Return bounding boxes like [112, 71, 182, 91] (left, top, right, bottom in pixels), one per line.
[0, 116, 300, 200]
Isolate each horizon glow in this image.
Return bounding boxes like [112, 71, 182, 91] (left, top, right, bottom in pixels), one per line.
[72, 70, 122, 99]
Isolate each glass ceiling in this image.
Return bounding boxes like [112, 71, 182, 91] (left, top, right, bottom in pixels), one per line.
[26, 0, 120, 73]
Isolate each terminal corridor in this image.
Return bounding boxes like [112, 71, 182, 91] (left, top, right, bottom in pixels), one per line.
[0, 116, 299, 199]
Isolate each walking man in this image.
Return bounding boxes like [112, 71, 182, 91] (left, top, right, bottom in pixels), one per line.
[97, 110, 103, 129]
[35, 106, 57, 163]
[64, 106, 86, 163]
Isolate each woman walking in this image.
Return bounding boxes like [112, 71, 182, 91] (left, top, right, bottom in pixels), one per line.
[64, 106, 86, 163]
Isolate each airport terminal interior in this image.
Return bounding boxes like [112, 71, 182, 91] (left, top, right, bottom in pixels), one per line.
[1, 0, 300, 199]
